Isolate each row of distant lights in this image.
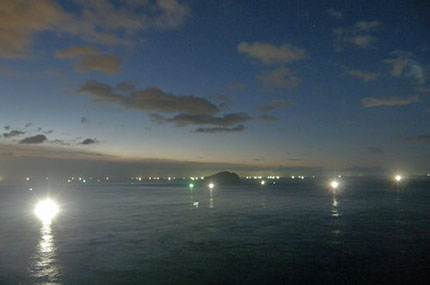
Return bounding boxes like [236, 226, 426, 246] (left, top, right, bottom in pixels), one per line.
[245, 176, 280, 179]
[131, 177, 206, 181]
[66, 177, 110, 183]
[23, 173, 425, 185]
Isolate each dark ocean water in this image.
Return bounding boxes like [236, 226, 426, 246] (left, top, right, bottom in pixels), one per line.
[1, 178, 430, 284]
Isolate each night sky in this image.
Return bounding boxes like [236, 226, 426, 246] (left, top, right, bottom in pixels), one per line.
[0, 0, 429, 178]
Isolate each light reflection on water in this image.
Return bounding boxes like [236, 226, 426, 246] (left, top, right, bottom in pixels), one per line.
[209, 188, 214, 208]
[331, 194, 342, 237]
[331, 195, 339, 217]
[30, 222, 61, 285]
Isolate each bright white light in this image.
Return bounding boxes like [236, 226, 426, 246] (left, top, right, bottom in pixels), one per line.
[208, 183, 214, 189]
[330, 181, 339, 190]
[34, 199, 59, 225]
[261, 180, 265, 185]
[395, 175, 402, 182]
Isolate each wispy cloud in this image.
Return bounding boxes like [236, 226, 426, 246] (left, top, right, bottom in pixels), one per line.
[195, 125, 245, 134]
[19, 134, 47, 144]
[384, 51, 425, 84]
[257, 68, 300, 90]
[150, 113, 251, 127]
[56, 46, 121, 74]
[333, 20, 380, 50]
[238, 42, 307, 65]
[258, 114, 279, 121]
[115, 82, 135, 91]
[0, 0, 190, 58]
[327, 8, 343, 20]
[355, 20, 380, 31]
[80, 117, 90, 124]
[2, 130, 25, 138]
[399, 134, 430, 143]
[362, 96, 419, 107]
[78, 80, 251, 131]
[346, 69, 380, 82]
[78, 80, 219, 116]
[259, 99, 292, 111]
[80, 138, 98, 145]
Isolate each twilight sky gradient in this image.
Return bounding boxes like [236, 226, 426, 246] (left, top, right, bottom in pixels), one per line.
[0, 0, 429, 177]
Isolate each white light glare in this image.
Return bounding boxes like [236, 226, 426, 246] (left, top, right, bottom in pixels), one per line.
[330, 180, 339, 190]
[261, 180, 265, 185]
[208, 183, 214, 189]
[395, 175, 402, 182]
[34, 199, 59, 224]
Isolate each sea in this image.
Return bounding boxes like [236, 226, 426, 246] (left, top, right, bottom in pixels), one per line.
[1, 177, 430, 284]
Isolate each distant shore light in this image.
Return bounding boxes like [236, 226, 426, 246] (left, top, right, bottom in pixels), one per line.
[261, 180, 265, 185]
[208, 183, 214, 189]
[395, 175, 402, 182]
[330, 180, 339, 190]
[34, 199, 59, 225]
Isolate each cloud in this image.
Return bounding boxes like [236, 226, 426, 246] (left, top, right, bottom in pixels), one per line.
[214, 94, 231, 109]
[348, 35, 374, 48]
[355, 20, 380, 31]
[116, 82, 135, 91]
[55, 46, 100, 58]
[383, 51, 424, 84]
[0, 0, 72, 58]
[238, 42, 307, 65]
[399, 134, 430, 143]
[327, 8, 343, 20]
[80, 117, 89, 124]
[258, 114, 279, 121]
[79, 80, 251, 131]
[56, 46, 121, 74]
[19, 134, 47, 144]
[78, 80, 219, 115]
[227, 82, 246, 90]
[2, 130, 25, 138]
[80, 138, 98, 145]
[75, 53, 121, 74]
[215, 94, 231, 103]
[195, 125, 245, 134]
[257, 68, 300, 90]
[0, 0, 190, 58]
[151, 112, 251, 127]
[333, 20, 380, 49]
[346, 69, 380, 82]
[362, 96, 420, 107]
[259, 99, 293, 111]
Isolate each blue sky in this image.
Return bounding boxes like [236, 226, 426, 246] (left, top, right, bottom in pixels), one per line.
[0, 0, 429, 177]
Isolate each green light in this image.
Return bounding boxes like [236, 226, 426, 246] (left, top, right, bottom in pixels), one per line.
[189, 183, 194, 188]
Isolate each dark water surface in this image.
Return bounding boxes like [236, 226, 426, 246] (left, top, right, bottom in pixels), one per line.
[1, 178, 430, 284]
